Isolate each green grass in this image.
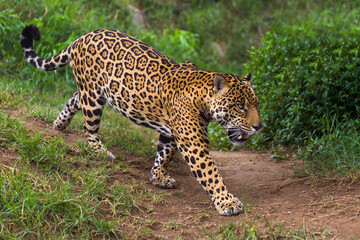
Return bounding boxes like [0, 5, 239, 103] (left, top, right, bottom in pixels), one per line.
[0, 164, 109, 238]
[204, 213, 331, 240]
[0, 107, 163, 238]
[299, 126, 360, 178]
[0, 89, 159, 238]
[0, 111, 24, 148]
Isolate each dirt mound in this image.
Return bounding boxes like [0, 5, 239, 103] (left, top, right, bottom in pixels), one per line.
[1, 115, 359, 239]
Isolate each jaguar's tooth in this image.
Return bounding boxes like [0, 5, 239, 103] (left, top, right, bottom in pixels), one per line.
[238, 135, 249, 140]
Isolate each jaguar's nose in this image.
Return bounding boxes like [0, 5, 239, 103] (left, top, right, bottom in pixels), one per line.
[252, 122, 262, 131]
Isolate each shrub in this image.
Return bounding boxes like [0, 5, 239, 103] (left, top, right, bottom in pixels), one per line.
[244, 8, 360, 146]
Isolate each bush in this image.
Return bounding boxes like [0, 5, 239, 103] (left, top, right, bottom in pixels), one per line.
[244, 8, 360, 146]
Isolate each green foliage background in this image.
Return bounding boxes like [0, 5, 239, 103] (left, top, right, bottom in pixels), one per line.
[245, 8, 360, 145]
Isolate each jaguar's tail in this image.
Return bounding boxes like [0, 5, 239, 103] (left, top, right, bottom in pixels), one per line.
[20, 25, 71, 71]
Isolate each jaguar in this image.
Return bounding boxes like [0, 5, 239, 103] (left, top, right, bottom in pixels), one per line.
[20, 25, 262, 215]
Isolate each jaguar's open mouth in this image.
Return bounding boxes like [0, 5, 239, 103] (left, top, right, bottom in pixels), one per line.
[227, 129, 250, 146]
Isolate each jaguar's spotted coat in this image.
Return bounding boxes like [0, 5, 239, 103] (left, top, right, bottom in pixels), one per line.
[20, 25, 262, 215]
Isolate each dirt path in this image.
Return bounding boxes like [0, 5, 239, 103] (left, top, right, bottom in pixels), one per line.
[130, 151, 360, 239]
[2, 114, 360, 239]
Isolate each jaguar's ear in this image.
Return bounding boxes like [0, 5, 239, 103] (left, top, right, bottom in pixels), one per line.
[244, 73, 251, 82]
[213, 74, 229, 95]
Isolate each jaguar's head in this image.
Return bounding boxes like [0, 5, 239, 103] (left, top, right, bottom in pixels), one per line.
[210, 73, 262, 145]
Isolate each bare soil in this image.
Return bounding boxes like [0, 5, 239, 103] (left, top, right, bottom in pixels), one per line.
[1, 113, 360, 239]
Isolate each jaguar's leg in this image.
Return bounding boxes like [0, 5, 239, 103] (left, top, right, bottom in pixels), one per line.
[53, 91, 81, 130]
[150, 134, 177, 189]
[171, 114, 243, 216]
[80, 93, 115, 160]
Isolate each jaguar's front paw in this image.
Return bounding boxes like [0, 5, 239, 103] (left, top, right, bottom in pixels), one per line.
[151, 176, 176, 189]
[214, 194, 244, 216]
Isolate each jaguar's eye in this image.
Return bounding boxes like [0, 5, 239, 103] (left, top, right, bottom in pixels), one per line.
[237, 103, 245, 111]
